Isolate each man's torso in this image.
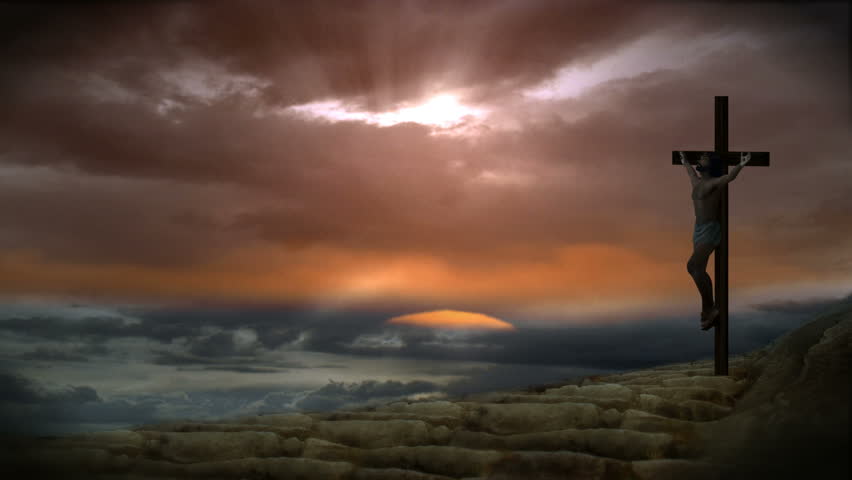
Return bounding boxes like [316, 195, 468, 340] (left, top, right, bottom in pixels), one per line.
[692, 180, 721, 224]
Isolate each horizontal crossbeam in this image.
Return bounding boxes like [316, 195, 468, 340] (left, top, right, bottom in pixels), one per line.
[671, 151, 770, 166]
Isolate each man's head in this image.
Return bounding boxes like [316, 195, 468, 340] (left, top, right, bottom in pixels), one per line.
[696, 152, 723, 177]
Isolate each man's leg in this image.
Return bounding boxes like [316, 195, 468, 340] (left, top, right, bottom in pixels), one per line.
[687, 242, 716, 314]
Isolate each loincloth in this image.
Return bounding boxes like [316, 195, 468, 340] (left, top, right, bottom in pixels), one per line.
[693, 220, 721, 247]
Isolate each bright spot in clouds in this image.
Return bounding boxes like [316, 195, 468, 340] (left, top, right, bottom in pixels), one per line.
[387, 309, 516, 330]
[473, 169, 536, 187]
[286, 93, 489, 130]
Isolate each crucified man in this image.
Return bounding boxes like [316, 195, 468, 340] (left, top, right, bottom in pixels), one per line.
[680, 150, 751, 330]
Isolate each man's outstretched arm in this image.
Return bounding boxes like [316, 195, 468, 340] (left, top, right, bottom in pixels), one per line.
[707, 152, 751, 189]
[679, 151, 700, 187]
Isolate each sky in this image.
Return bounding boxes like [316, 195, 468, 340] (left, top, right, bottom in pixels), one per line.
[0, 0, 849, 436]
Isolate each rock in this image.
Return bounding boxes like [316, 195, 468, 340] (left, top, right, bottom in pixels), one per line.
[135, 430, 295, 462]
[659, 375, 746, 397]
[544, 383, 637, 402]
[314, 419, 434, 448]
[42, 429, 146, 457]
[620, 409, 696, 434]
[695, 301, 852, 480]
[360, 445, 502, 478]
[303, 437, 363, 463]
[182, 456, 355, 479]
[627, 385, 735, 407]
[483, 450, 633, 479]
[450, 427, 673, 460]
[637, 394, 732, 421]
[351, 467, 457, 480]
[463, 392, 633, 411]
[135, 421, 314, 439]
[307, 411, 463, 430]
[374, 400, 465, 418]
[223, 412, 314, 429]
[460, 401, 602, 434]
[302, 438, 503, 478]
[631, 458, 722, 480]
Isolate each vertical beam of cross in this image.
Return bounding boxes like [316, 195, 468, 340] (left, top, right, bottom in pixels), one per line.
[671, 96, 770, 375]
[714, 97, 729, 376]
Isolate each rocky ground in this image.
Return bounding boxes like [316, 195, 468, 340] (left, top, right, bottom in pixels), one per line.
[2, 300, 849, 479]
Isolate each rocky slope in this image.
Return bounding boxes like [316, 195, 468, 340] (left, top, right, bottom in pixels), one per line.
[3, 300, 849, 479]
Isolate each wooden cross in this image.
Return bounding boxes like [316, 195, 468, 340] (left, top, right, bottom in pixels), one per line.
[671, 96, 770, 376]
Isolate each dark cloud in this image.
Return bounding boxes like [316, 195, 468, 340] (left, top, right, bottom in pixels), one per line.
[0, 315, 137, 342]
[16, 346, 89, 363]
[253, 327, 307, 351]
[0, 0, 846, 282]
[187, 331, 244, 357]
[176, 385, 304, 421]
[0, 0, 653, 196]
[295, 378, 439, 412]
[0, 290, 841, 436]
[442, 363, 611, 399]
[0, 371, 45, 403]
[0, 168, 250, 268]
[0, 1, 659, 107]
[323, 321, 704, 371]
[749, 291, 852, 315]
[0, 371, 158, 436]
[0, 370, 306, 436]
[4, 1, 845, 109]
[253, 391, 300, 414]
[74, 343, 112, 356]
[1, 96, 302, 186]
[0, 304, 315, 346]
[2, 32, 846, 273]
[0, 304, 391, 365]
[150, 348, 309, 370]
[4, 298, 843, 373]
[294, 308, 841, 371]
[149, 349, 228, 366]
[198, 365, 283, 374]
[124, 303, 395, 350]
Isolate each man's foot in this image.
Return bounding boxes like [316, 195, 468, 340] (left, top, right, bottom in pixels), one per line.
[701, 306, 719, 330]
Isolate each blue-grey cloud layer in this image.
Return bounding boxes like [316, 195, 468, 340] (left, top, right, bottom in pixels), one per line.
[2, 292, 849, 435]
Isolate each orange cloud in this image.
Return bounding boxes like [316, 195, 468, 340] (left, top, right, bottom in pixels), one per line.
[387, 309, 515, 330]
[2, 236, 845, 317]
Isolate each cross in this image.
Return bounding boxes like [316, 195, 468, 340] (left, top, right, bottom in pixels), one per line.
[671, 96, 770, 376]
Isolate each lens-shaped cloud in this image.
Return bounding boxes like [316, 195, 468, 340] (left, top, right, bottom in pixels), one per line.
[388, 309, 516, 330]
